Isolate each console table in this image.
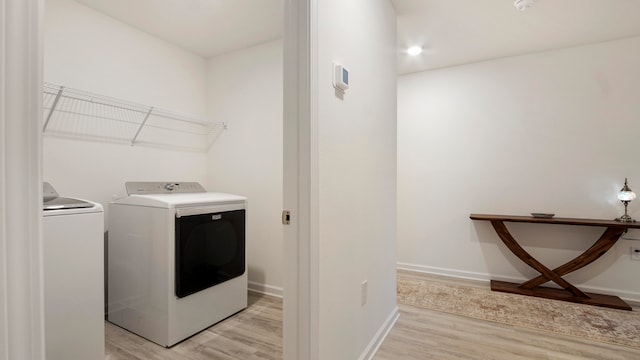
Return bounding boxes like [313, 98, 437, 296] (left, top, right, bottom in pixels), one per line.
[470, 214, 640, 310]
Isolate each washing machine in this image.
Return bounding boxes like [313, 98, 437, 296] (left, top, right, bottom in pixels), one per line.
[107, 182, 247, 347]
[42, 182, 104, 360]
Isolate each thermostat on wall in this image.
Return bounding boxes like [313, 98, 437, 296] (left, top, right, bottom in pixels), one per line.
[333, 62, 349, 92]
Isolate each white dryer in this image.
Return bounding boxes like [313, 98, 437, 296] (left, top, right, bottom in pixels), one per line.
[107, 182, 247, 347]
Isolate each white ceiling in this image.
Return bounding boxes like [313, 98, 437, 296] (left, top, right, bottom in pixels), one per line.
[71, 0, 640, 74]
[72, 0, 284, 58]
[394, 0, 640, 74]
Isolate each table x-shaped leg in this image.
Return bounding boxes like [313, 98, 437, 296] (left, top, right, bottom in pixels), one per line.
[489, 220, 628, 308]
[490, 220, 592, 297]
[519, 226, 626, 290]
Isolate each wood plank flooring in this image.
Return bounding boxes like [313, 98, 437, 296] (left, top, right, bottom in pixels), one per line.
[374, 271, 640, 360]
[105, 292, 282, 360]
[105, 271, 640, 359]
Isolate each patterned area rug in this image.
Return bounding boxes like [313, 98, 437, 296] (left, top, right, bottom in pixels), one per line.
[398, 277, 640, 349]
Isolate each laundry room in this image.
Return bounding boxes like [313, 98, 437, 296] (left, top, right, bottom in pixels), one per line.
[43, 0, 284, 294]
[42, 0, 284, 356]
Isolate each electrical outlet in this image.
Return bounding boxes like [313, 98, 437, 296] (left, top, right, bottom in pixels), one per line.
[361, 280, 368, 306]
[631, 246, 640, 261]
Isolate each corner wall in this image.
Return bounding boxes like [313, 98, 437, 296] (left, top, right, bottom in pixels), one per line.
[398, 37, 640, 301]
[317, 0, 398, 358]
[44, 0, 206, 113]
[204, 40, 284, 295]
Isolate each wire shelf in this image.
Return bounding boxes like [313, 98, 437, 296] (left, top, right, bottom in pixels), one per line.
[42, 83, 225, 152]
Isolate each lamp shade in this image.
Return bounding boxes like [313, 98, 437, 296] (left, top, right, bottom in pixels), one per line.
[617, 178, 636, 201]
[618, 190, 636, 202]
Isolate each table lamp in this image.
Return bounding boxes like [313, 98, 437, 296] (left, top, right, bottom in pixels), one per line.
[615, 178, 636, 222]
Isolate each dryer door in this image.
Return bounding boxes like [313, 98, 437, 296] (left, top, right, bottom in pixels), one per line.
[175, 209, 245, 298]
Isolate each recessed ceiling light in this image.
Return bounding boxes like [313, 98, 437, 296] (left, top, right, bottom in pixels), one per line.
[406, 46, 423, 56]
[514, 0, 536, 11]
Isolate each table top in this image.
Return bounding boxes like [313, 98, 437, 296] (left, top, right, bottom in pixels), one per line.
[470, 213, 640, 229]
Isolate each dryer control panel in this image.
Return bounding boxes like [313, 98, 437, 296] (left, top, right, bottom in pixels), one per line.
[125, 182, 206, 195]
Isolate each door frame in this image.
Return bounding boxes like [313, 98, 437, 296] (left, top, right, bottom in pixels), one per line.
[0, 0, 45, 359]
[283, 0, 319, 359]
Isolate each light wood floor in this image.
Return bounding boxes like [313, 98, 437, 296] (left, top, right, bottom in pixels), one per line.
[105, 272, 640, 359]
[374, 271, 640, 360]
[105, 292, 282, 360]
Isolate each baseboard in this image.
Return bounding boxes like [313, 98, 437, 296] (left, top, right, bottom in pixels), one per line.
[397, 262, 494, 283]
[397, 262, 640, 304]
[358, 306, 399, 360]
[248, 281, 283, 298]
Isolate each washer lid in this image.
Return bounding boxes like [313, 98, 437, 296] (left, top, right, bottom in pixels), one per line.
[42, 182, 102, 213]
[44, 196, 95, 211]
[112, 192, 247, 208]
[42, 199, 103, 216]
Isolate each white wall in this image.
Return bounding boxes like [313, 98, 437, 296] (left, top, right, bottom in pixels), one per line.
[317, 0, 397, 358]
[398, 37, 640, 301]
[44, 0, 206, 113]
[205, 40, 284, 295]
[43, 0, 208, 212]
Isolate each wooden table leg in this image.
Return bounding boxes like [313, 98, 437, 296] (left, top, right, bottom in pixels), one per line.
[490, 220, 587, 297]
[488, 221, 631, 310]
[520, 227, 625, 289]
